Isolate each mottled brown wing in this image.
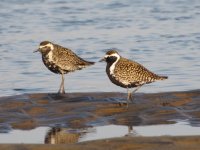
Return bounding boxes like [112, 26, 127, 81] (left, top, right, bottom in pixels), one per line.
[53, 45, 92, 71]
[114, 58, 159, 85]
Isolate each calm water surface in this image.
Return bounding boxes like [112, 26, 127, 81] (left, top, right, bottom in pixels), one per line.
[0, 0, 200, 96]
[0, 120, 200, 144]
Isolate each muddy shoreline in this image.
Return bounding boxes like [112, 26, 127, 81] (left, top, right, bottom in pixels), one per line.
[0, 136, 200, 150]
[0, 90, 200, 149]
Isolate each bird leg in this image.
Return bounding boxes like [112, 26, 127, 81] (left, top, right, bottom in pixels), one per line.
[131, 86, 142, 101]
[128, 126, 133, 136]
[126, 86, 142, 108]
[126, 89, 132, 108]
[58, 73, 65, 94]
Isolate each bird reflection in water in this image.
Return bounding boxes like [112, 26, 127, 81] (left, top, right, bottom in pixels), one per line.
[45, 125, 137, 144]
[125, 126, 138, 137]
[44, 127, 92, 144]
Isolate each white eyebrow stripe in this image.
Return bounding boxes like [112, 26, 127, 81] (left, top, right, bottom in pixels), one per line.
[110, 53, 119, 57]
[104, 53, 119, 58]
[39, 45, 45, 48]
[39, 43, 54, 50]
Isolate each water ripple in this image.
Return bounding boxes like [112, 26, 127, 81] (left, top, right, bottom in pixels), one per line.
[0, 0, 199, 96]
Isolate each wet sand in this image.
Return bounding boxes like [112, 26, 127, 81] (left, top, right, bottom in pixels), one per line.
[0, 136, 200, 150]
[0, 90, 200, 149]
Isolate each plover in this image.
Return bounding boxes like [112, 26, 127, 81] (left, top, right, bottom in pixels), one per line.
[34, 41, 94, 94]
[100, 49, 168, 106]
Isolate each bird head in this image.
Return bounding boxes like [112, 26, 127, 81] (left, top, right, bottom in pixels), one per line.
[34, 41, 54, 55]
[99, 49, 121, 63]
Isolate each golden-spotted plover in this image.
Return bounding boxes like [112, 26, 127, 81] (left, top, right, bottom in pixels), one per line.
[34, 41, 94, 94]
[100, 49, 168, 106]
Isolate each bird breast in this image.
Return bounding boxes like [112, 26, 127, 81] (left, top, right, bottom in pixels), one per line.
[42, 51, 62, 74]
[47, 51, 53, 62]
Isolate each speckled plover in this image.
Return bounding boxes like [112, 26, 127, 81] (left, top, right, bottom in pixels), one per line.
[34, 41, 94, 94]
[100, 49, 168, 107]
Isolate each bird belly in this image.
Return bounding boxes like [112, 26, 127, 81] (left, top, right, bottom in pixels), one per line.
[107, 73, 139, 88]
[42, 57, 67, 74]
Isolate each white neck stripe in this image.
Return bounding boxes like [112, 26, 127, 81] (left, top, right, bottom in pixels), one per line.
[47, 51, 53, 62]
[108, 53, 120, 75]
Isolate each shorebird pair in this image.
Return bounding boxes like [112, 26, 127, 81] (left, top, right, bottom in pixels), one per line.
[34, 41, 167, 105]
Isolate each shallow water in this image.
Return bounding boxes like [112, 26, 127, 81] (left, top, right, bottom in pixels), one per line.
[0, 0, 200, 96]
[0, 120, 199, 144]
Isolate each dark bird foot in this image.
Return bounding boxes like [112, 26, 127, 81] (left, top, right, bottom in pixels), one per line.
[47, 93, 65, 100]
[118, 102, 127, 107]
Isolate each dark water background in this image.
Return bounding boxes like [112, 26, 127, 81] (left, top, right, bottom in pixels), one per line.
[0, 0, 200, 96]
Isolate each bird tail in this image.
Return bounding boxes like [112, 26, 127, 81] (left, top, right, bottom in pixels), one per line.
[78, 56, 95, 66]
[157, 75, 168, 80]
[85, 61, 95, 66]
